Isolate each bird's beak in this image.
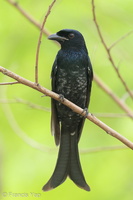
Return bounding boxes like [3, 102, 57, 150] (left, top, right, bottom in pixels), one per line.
[48, 33, 68, 42]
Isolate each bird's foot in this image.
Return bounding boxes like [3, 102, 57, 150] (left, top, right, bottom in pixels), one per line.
[59, 94, 65, 103]
[81, 108, 89, 118]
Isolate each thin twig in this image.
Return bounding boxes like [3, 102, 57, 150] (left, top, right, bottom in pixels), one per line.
[0, 98, 130, 118]
[109, 30, 133, 50]
[1, 100, 54, 152]
[0, 76, 54, 152]
[94, 113, 129, 118]
[0, 66, 133, 150]
[0, 81, 19, 85]
[80, 145, 127, 154]
[35, 0, 56, 84]
[91, 0, 133, 100]
[0, 98, 50, 111]
[6, 0, 51, 36]
[94, 74, 133, 118]
[121, 91, 133, 102]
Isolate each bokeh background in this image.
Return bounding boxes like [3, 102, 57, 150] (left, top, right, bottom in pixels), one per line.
[0, 0, 133, 199]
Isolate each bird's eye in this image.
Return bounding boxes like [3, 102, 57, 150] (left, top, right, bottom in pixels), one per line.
[68, 33, 75, 39]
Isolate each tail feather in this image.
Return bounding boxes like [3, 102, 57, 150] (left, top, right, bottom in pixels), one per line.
[42, 129, 70, 191]
[43, 128, 90, 191]
[69, 132, 90, 191]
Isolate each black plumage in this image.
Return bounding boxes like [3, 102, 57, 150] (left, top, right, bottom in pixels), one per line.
[42, 29, 93, 191]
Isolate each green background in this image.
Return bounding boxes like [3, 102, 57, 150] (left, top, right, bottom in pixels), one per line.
[0, 0, 133, 199]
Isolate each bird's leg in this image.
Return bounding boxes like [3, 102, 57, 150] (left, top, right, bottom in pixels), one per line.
[58, 94, 65, 103]
[81, 108, 89, 118]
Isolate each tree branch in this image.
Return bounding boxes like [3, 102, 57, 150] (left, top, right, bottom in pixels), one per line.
[94, 74, 133, 118]
[94, 113, 130, 118]
[0, 81, 19, 85]
[80, 145, 127, 154]
[0, 98, 50, 111]
[0, 98, 130, 118]
[0, 66, 133, 150]
[6, 0, 51, 37]
[91, 0, 133, 99]
[35, 0, 56, 84]
[6, 0, 133, 117]
[109, 29, 133, 50]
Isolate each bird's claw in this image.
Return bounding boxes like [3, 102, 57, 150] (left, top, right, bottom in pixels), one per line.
[59, 94, 65, 103]
[81, 108, 89, 118]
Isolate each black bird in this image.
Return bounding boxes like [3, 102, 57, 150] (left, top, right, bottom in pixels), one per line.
[42, 29, 93, 191]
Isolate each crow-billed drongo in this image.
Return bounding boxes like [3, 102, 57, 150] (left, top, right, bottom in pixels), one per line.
[42, 29, 93, 191]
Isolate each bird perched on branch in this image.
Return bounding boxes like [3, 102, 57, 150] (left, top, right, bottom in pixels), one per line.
[42, 29, 93, 191]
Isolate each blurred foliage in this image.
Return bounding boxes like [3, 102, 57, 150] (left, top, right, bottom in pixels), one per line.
[0, 0, 133, 199]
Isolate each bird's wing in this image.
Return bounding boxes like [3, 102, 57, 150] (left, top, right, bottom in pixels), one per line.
[86, 57, 93, 106]
[77, 58, 93, 142]
[51, 58, 61, 146]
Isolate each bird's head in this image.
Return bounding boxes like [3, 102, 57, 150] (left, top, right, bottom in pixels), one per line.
[48, 29, 87, 50]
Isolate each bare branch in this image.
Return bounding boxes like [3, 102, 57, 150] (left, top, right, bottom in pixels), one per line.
[0, 98, 50, 112]
[1, 102, 54, 153]
[80, 145, 127, 154]
[35, 0, 56, 84]
[109, 30, 133, 50]
[6, 0, 51, 37]
[94, 74, 133, 118]
[0, 66, 133, 150]
[0, 81, 19, 85]
[0, 98, 129, 118]
[94, 113, 129, 118]
[91, 0, 133, 99]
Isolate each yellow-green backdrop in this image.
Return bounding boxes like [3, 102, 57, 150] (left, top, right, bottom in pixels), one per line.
[0, 0, 133, 200]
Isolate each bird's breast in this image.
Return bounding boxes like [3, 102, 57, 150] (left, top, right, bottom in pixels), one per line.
[55, 63, 88, 107]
